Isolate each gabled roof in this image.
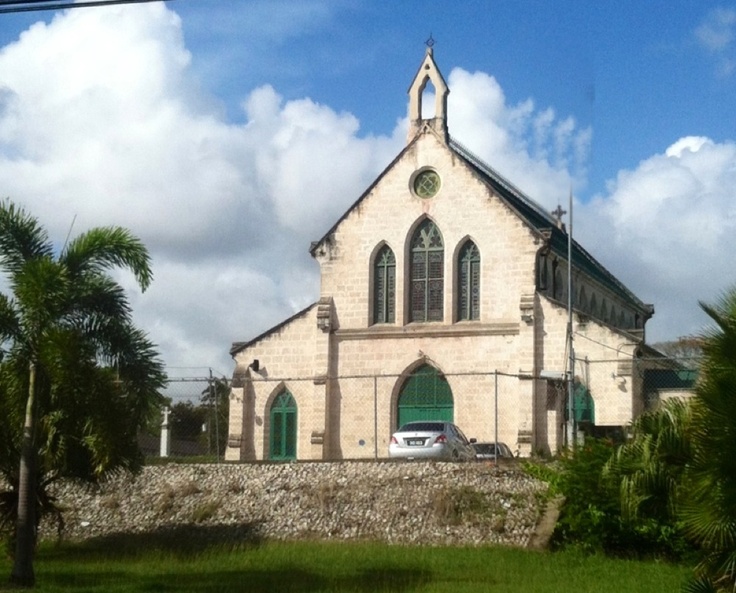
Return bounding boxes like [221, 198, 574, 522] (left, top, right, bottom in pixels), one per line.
[449, 139, 653, 315]
[309, 133, 424, 257]
[230, 302, 316, 356]
[310, 131, 652, 316]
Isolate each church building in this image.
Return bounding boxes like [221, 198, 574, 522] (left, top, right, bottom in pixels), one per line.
[226, 48, 655, 462]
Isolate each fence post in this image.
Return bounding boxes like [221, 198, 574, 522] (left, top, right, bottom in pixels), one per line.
[373, 375, 378, 459]
[210, 369, 220, 462]
[160, 407, 171, 458]
[494, 371, 499, 462]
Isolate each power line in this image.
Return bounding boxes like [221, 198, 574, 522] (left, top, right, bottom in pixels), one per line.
[0, 0, 175, 14]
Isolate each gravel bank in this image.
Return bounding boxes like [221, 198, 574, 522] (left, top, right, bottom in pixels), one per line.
[41, 461, 549, 547]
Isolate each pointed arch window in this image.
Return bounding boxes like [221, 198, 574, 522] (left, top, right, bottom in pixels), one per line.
[553, 260, 564, 301]
[269, 389, 297, 461]
[537, 253, 549, 291]
[458, 240, 480, 321]
[410, 219, 444, 322]
[373, 245, 396, 324]
[578, 286, 588, 310]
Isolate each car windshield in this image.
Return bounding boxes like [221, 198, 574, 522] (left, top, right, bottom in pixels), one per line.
[398, 422, 445, 432]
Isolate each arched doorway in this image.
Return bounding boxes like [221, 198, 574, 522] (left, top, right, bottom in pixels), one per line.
[397, 365, 453, 427]
[269, 389, 297, 460]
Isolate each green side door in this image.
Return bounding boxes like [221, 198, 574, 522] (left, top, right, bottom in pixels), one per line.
[270, 390, 297, 460]
[397, 365, 454, 427]
[573, 383, 595, 425]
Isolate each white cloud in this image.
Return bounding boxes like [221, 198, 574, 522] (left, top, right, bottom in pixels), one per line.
[1, 1, 733, 379]
[0, 4, 401, 374]
[665, 136, 710, 158]
[243, 86, 400, 236]
[695, 7, 736, 52]
[578, 136, 736, 342]
[446, 68, 591, 206]
[695, 7, 736, 77]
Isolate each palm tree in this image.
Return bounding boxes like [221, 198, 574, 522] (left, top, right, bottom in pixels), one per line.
[604, 397, 692, 525]
[600, 398, 694, 559]
[680, 289, 736, 592]
[0, 200, 165, 587]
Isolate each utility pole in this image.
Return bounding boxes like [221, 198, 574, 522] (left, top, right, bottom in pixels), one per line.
[566, 188, 575, 448]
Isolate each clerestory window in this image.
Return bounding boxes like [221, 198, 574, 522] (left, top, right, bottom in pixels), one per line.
[410, 219, 444, 322]
[537, 253, 549, 291]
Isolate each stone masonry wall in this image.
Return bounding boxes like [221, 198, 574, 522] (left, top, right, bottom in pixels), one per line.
[40, 461, 549, 548]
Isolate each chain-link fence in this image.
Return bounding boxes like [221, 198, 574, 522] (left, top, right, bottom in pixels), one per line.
[564, 355, 699, 443]
[139, 371, 231, 461]
[147, 356, 700, 462]
[226, 355, 701, 462]
[230, 370, 531, 460]
[638, 356, 700, 411]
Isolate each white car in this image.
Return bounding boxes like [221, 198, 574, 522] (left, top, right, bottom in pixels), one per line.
[389, 421, 476, 461]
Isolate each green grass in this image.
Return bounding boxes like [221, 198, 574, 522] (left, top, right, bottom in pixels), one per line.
[0, 532, 691, 592]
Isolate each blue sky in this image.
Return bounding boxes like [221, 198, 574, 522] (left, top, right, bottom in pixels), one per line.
[172, 0, 736, 198]
[0, 0, 733, 374]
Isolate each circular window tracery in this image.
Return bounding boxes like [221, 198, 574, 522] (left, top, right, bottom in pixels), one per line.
[412, 169, 441, 198]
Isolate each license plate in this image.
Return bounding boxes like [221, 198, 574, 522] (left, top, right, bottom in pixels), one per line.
[406, 439, 424, 446]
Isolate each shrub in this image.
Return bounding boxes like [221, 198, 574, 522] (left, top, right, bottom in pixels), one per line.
[191, 501, 220, 524]
[431, 486, 502, 527]
[521, 460, 562, 497]
[551, 438, 694, 560]
[551, 439, 623, 554]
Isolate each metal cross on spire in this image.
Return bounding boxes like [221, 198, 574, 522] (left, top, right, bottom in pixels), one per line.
[425, 34, 435, 48]
[551, 204, 567, 223]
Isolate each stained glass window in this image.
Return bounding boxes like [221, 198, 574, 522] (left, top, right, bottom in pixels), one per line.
[413, 169, 441, 198]
[458, 240, 480, 320]
[373, 245, 396, 324]
[411, 220, 443, 322]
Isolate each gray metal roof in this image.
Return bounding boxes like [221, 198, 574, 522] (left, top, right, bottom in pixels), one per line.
[449, 139, 652, 315]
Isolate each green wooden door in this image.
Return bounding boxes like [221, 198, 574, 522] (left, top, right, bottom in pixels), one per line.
[573, 383, 595, 425]
[270, 390, 297, 460]
[397, 365, 453, 427]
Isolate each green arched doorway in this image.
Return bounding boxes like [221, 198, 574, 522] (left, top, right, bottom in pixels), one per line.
[397, 365, 454, 427]
[269, 390, 297, 460]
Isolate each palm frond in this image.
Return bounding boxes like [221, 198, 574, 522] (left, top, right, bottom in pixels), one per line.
[682, 576, 718, 593]
[61, 226, 153, 291]
[0, 200, 53, 276]
[0, 293, 21, 343]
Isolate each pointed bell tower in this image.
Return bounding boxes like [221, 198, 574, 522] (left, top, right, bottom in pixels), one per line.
[407, 41, 449, 144]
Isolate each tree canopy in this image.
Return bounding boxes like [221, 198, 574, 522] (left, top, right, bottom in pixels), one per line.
[0, 200, 165, 587]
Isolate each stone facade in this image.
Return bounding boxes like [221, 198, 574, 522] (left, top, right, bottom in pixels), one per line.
[226, 49, 654, 462]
